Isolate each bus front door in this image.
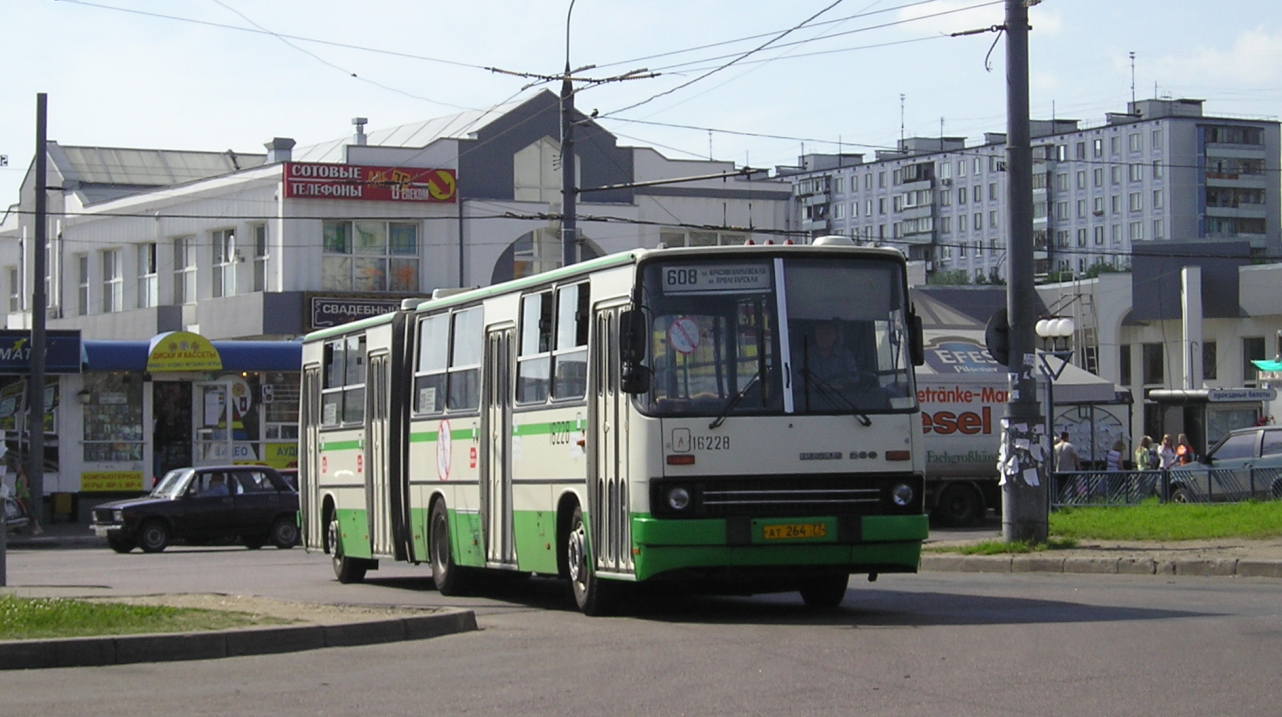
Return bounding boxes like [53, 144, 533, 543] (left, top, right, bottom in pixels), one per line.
[481, 325, 516, 567]
[590, 307, 632, 575]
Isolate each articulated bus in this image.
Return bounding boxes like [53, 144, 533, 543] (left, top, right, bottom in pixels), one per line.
[299, 237, 928, 615]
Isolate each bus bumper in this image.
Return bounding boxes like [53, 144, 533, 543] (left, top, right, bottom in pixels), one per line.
[629, 513, 929, 582]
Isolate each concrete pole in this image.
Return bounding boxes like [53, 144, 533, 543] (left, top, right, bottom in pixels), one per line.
[1000, 0, 1048, 543]
[29, 93, 48, 529]
[1182, 266, 1203, 389]
[560, 0, 579, 269]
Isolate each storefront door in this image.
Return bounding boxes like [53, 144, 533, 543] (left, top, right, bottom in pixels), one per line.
[152, 381, 193, 477]
[193, 381, 235, 466]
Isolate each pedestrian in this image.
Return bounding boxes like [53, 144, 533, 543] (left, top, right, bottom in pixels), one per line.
[1158, 434, 1177, 470]
[14, 463, 42, 535]
[1176, 433, 1196, 465]
[1134, 435, 1157, 471]
[1106, 439, 1125, 471]
[1053, 431, 1081, 472]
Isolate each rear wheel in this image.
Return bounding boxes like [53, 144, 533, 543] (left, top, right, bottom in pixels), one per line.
[269, 516, 299, 549]
[1170, 487, 1194, 503]
[328, 513, 367, 583]
[430, 500, 473, 596]
[567, 505, 621, 616]
[106, 533, 135, 554]
[799, 574, 849, 609]
[138, 520, 169, 553]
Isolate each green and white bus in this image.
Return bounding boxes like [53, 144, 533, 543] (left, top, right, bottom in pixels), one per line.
[299, 237, 929, 614]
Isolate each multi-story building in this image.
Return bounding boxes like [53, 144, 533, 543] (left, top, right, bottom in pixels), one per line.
[783, 98, 1281, 282]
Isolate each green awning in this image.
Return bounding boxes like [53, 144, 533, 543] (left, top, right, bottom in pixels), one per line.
[1251, 359, 1282, 372]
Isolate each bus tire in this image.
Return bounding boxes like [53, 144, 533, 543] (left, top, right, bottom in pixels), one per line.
[799, 574, 849, 609]
[430, 500, 472, 596]
[567, 505, 621, 616]
[934, 483, 984, 527]
[329, 513, 367, 584]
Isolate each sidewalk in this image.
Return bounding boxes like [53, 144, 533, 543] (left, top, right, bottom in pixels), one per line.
[3, 518, 103, 550]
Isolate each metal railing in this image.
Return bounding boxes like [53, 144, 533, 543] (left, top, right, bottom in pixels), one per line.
[1051, 466, 1282, 509]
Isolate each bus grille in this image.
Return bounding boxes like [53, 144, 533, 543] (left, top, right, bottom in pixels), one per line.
[651, 474, 921, 518]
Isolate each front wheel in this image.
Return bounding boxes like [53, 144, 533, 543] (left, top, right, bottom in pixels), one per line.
[328, 513, 367, 583]
[799, 574, 849, 609]
[138, 520, 170, 553]
[269, 516, 299, 549]
[934, 483, 984, 527]
[566, 505, 621, 616]
[106, 533, 135, 553]
[430, 500, 472, 596]
[1170, 487, 1194, 504]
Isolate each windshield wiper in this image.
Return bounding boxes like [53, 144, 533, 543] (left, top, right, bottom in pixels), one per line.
[800, 368, 873, 427]
[709, 371, 762, 430]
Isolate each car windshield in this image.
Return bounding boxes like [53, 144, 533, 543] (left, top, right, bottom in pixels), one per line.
[151, 468, 194, 498]
[639, 255, 917, 418]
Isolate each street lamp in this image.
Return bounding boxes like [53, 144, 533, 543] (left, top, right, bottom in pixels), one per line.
[1035, 316, 1075, 491]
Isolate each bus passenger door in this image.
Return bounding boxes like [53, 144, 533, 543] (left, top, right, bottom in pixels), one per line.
[366, 352, 396, 559]
[590, 307, 633, 575]
[299, 367, 321, 549]
[481, 325, 516, 567]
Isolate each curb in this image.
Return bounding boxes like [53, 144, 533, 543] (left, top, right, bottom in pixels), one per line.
[921, 554, 1282, 578]
[0, 608, 478, 670]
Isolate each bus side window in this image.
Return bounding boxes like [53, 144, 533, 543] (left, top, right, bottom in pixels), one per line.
[448, 307, 482, 411]
[552, 283, 589, 399]
[517, 292, 553, 404]
[414, 314, 449, 414]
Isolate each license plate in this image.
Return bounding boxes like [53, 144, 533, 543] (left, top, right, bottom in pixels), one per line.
[762, 522, 827, 540]
[91, 525, 118, 537]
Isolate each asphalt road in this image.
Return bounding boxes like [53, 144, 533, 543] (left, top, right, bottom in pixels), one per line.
[4, 546, 1282, 716]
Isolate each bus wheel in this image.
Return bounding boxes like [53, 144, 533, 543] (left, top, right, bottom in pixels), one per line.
[799, 574, 849, 609]
[567, 505, 620, 616]
[430, 500, 471, 596]
[328, 514, 367, 584]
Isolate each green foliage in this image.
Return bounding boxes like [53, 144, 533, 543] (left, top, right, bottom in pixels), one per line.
[0, 595, 290, 640]
[1081, 261, 1131, 279]
[927, 269, 971, 285]
[951, 538, 1078, 555]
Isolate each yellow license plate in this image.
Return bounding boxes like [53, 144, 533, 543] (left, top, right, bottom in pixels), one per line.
[762, 522, 827, 540]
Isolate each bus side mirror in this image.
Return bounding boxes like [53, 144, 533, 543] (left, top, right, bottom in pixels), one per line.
[621, 365, 651, 394]
[619, 309, 645, 363]
[909, 312, 925, 366]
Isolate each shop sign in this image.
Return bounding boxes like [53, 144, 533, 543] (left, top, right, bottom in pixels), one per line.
[282, 162, 457, 203]
[146, 331, 223, 372]
[81, 470, 144, 492]
[264, 442, 298, 469]
[312, 297, 404, 329]
[0, 330, 82, 373]
[1207, 388, 1277, 402]
[924, 339, 1003, 374]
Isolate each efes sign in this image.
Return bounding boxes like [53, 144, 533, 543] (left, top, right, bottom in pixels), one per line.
[924, 338, 1002, 374]
[283, 162, 457, 203]
[0, 330, 82, 373]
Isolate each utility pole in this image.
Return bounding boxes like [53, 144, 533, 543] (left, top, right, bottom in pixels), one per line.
[29, 93, 48, 531]
[560, 2, 579, 270]
[1000, 0, 1047, 543]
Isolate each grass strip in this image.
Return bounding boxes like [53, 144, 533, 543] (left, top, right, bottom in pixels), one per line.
[0, 594, 293, 641]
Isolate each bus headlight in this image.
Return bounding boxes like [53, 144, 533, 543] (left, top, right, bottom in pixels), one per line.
[667, 487, 691, 511]
[890, 483, 914, 507]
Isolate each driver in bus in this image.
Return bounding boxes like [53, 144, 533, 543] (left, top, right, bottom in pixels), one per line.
[809, 320, 859, 381]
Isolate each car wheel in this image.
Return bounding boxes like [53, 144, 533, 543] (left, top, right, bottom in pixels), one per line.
[106, 533, 135, 554]
[138, 520, 169, 553]
[799, 574, 849, 609]
[269, 516, 299, 549]
[328, 513, 367, 584]
[430, 500, 473, 596]
[566, 504, 621, 616]
[934, 483, 984, 527]
[1171, 487, 1194, 503]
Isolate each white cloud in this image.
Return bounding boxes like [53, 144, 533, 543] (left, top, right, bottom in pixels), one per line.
[1171, 27, 1282, 84]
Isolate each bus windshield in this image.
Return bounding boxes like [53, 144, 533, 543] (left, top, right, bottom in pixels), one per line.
[640, 256, 916, 418]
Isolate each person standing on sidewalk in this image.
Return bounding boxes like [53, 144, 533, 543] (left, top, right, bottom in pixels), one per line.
[14, 464, 41, 535]
[1176, 433, 1196, 465]
[1054, 431, 1083, 500]
[1158, 434, 1177, 470]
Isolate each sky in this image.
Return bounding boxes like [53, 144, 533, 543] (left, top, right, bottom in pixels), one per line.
[4, 0, 1282, 208]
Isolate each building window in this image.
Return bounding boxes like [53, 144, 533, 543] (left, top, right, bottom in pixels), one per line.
[1152, 128, 1163, 148]
[1094, 167, 1104, 187]
[940, 216, 952, 233]
[1243, 336, 1266, 386]
[1142, 343, 1163, 384]
[136, 243, 158, 309]
[939, 161, 951, 179]
[833, 203, 844, 220]
[1128, 133, 1142, 152]
[174, 237, 196, 305]
[878, 172, 885, 188]
[1076, 228, 1087, 247]
[1152, 160, 1163, 179]
[1129, 221, 1143, 241]
[973, 157, 982, 175]
[1119, 344, 1131, 385]
[101, 249, 122, 314]
[988, 182, 997, 201]
[864, 173, 872, 190]
[1203, 341, 1217, 381]
[1056, 173, 1067, 191]
[973, 213, 982, 231]
[1093, 138, 1103, 157]
[1129, 192, 1143, 212]
[77, 254, 89, 315]
[322, 220, 419, 292]
[1129, 163, 1143, 182]
[212, 229, 236, 299]
[833, 177, 844, 194]
[877, 198, 885, 215]
[1094, 225, 1105, 245]
[1110, 136, 1120, 155]
[989, 210, 998, 230]
[1153, 219, 1165, 239]
[253, 224, 268, 292]
[7, 266, 18, 313]
[1055, 202, 1068, 220]
[1112, 195, 1121, 214]
[1075, 142, 1086, 159]
[1076, 199, 1086, 218]
[1112, 224, 1122, 244]
[1152, 189, 1164, 210]
[1093, 196, 1105, 215]
[958, 159, 967, 177]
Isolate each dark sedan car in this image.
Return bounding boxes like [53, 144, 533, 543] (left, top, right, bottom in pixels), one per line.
[90, 465, 300, 553]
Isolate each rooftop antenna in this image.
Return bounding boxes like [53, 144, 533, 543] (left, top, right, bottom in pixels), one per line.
[939, 117, 945, 152]
[899, 93, 906, 146]
[1129, 51, 1136, 105]
[708, 130, 713, 160]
